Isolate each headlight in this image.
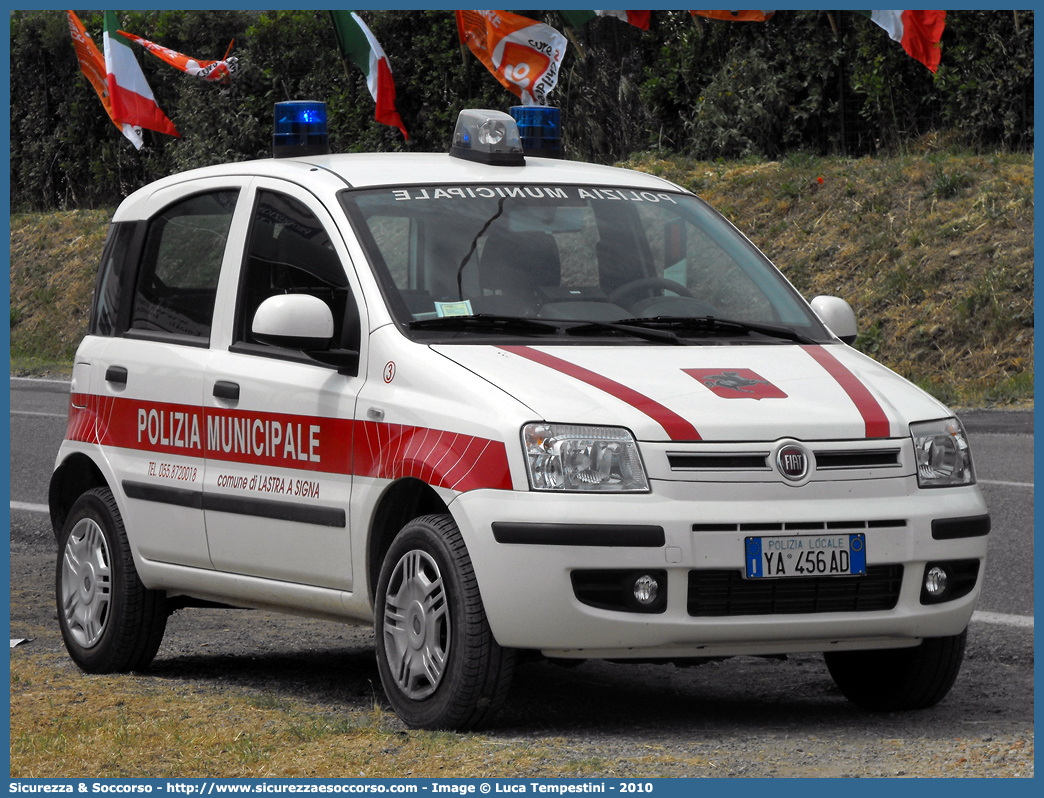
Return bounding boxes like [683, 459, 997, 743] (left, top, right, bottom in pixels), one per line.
[910, 418, 975, 488]
[522, 424, 649, 492]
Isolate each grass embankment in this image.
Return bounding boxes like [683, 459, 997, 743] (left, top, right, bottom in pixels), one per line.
[622, 147, 1034, 407]
[8, 149, 1034, 406]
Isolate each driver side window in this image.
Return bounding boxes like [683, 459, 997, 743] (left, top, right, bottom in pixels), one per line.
[235, 190, 355, 350]
[635, 204, 774, 321]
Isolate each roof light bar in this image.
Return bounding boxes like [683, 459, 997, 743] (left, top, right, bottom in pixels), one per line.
[273, 101, 330, 158]
[449, 109, 525, 166]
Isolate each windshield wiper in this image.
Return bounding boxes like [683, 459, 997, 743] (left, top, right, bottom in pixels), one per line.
[408, 314, 561, 336]
[561, 320, 685, 345]
[611, 316, 819, 345]
[408, 313, 814, 344]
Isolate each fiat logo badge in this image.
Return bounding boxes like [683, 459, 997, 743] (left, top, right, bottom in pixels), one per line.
[777, 445, 809, 481]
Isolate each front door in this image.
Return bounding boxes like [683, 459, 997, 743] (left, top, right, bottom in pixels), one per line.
[202, 181, 364, 590]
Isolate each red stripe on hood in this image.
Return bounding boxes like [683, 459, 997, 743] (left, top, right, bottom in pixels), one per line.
[802, 345, 891, 438]
[498, 345, 702, 441]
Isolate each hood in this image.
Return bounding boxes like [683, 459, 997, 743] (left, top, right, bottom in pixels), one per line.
[432, 343, 949, 443]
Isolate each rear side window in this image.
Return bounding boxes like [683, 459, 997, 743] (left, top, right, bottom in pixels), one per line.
[129, 190, 238, 342]
[89, 222, 139, 337]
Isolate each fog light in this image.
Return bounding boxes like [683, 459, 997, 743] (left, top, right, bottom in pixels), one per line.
[633, 574, 659, 605]
[924, 566, 949, 597]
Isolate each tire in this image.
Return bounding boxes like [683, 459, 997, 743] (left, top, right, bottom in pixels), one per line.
[824, 630, 967, 712]
[55, 487, 168, 673]
[374, 514, 516, 731]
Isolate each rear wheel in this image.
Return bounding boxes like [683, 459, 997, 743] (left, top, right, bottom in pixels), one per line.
[824, 630, 967, 711]
[56, 487, 168, 672]
[374, 514, 515, 730]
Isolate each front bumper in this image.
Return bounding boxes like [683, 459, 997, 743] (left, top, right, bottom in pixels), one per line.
[449, 477, 989, 658]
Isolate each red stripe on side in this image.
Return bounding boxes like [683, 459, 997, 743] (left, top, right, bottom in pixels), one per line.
[63, 394, 513, 491]
[498, 345, 701, 441]
[351, 420, 513, 492]
[801, 345, 891, 438]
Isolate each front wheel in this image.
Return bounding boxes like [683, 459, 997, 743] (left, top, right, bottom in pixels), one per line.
[374, 514, 515, 730]
[824, 630, 967, 711]
[56, 487, 168, 672]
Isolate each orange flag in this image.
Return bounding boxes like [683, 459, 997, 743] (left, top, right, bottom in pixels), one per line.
[456, 10, 567, 106]
[66, 10, 143, 148]
[118, 31, 238, 84]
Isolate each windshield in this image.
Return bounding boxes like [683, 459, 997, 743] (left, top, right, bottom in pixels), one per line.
[340, 184, 831, 344]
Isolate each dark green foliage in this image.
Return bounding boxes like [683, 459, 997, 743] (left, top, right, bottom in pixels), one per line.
[642, 11, 846, 157]
[9, 9, 1033, 211]
[848, 10, 1034, 151]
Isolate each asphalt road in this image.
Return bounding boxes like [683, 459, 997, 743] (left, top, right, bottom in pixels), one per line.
[8, 377, 1035, 776]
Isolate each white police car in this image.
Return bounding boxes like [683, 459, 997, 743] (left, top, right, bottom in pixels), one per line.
[50, 104, 990, 730]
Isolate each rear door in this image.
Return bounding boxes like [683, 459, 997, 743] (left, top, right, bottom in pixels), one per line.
[202, 179, 365, 591]
[80, 179, 245, 568]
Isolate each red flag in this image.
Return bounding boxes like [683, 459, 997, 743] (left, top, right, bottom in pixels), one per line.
[456, 10, 568, 106]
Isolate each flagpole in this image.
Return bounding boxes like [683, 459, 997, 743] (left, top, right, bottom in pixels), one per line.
[565, 28, 585, 61]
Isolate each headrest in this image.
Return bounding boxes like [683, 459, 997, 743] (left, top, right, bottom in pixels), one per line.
[480, 229, 561, 290]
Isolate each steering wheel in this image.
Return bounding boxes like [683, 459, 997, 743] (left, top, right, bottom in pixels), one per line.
[609, 277, 694, 306]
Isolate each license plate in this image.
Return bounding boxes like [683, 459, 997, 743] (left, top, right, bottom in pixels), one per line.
[744, 533, 866, 579]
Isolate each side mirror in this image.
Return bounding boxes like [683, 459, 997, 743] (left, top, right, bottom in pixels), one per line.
[810, 295, 858, 344]
[252, 293, 360, 375]
[252, 294, 335, 349]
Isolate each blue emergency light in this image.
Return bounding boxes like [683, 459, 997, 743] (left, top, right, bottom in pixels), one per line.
[273, 101, 330, 158]
[509, 106, 562, 159]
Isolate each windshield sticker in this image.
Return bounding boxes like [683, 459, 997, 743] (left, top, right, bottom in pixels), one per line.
[390, 186, 677, 204]
[435, 299, 474, 317]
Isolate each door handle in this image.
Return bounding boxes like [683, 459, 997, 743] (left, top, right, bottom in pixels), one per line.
[105, 365, 128, 385]
[213, 381, 240, 401]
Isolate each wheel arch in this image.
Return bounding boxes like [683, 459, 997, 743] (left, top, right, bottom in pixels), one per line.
[366, 477, 450, 603]
[49, 452, 110, 539]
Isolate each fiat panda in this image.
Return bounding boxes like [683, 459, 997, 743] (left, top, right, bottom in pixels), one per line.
[49, 105, 990, 730]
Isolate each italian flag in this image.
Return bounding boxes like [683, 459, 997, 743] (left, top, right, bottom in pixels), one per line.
[329, 11, 408, 140]
[858, 10, 946, 73]
[103, 11, 179, 140]
[559, 10, 651, 30]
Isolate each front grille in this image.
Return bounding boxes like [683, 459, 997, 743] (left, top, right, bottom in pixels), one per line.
[814, 449, 901, 469]
[668, 453, 769, 470]
[665, 446, 902, 475]
[686, 565, 904, 617]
